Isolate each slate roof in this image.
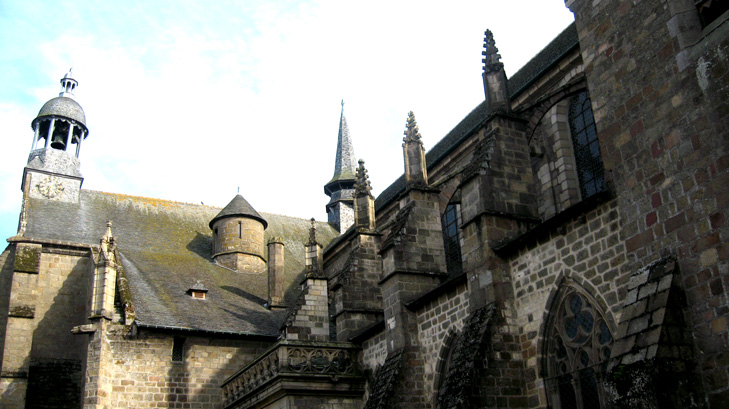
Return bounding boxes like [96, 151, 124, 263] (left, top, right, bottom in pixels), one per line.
[374, 23, 578, 212]
[362, 348, 403, 409]
[325, 104, 357, 194]
[23, 190, 338, 337]
[33, 96, 87, 127]
[210, 194, 267, 229]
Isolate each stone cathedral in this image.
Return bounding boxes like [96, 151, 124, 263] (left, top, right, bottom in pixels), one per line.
[2, 1, 729, 408]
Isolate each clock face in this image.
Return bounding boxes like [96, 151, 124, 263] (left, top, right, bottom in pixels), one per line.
[37, 177, 66, 199]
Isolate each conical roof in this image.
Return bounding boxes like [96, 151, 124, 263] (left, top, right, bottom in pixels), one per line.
[209, 194, 267, 229]
[324, 101, 356, 195]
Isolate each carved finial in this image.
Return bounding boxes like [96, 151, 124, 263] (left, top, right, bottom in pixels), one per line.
[403, 111, 422, 143]
[482, 29, 504, 74]
[308, 218, 317, 245]
[100, 220, 116, 260]
[354, 159, 373, 197]
[104, 220, 113, 240]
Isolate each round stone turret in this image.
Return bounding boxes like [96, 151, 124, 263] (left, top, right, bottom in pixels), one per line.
[210, 194, 268, 272]
[29, 69, 89, 157]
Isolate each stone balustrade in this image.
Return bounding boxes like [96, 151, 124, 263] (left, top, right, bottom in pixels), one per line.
[221, 340, 362, 408]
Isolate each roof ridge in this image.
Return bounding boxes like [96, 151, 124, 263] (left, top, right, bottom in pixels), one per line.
[84, 189, 222, 209]
[259, 212, 330, 223]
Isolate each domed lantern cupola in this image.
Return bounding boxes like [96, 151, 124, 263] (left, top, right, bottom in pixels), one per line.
[210, 194, 268, 273]
[30, 69, 89, 157]
[20, 70, 90, 206]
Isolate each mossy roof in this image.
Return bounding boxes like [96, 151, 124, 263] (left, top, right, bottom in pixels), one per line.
[23, 190, 338, 336]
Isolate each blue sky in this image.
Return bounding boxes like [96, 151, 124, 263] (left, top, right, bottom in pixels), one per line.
[0, 0, 574, 242]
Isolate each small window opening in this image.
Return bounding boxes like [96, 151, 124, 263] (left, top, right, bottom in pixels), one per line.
[441, 203, 463, 276]
[238, 221, 242, 239]
[172, 337, 185, 362]
[696, 0, 729, 28]
[187, 280, 208, 300]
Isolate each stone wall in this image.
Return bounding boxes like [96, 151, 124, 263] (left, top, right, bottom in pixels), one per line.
[360, 329, 387, 378]
[213, 217, 266, 272]
[0, 243, 91, 409]
[86, 327, 269, 408]
[504, 199, 625, 406]
[263, 396, 361, 409]
[415, 281, 470, 403]
[329, 233, 383, 342]
[567, 0, 729, 406]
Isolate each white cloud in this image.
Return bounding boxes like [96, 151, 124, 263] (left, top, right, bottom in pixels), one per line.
[0, 0, 574, 241]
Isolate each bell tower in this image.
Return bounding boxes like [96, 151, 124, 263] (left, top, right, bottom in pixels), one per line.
[22, 69, 89, 204]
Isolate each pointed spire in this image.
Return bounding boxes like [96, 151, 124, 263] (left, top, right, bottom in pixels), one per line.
[481, 29, 510, 111]
[324, 101, 357, 233]
[403, 111, 422, 143]
[305, 218, 323, 276]
[330, 100, 357, 183]
[402, 111, 428, 187]
[354, 159, 376, 230]
[354, 159, 373, 198]
[482, 30, 504, 74]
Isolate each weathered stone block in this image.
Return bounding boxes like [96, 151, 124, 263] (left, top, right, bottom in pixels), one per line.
[13, 244, 41, 274]
[8, 305, 35, 318]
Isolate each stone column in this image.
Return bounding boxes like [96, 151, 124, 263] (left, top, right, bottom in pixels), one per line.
[267, 237, 285, 309]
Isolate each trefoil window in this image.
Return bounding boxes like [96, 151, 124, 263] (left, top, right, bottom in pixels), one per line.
[544, 287, 613, 409]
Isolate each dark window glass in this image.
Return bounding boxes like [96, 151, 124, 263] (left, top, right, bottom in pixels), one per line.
[569, 91, 605, 199]
[441, 204, 462, 276]
[172, 337, 185, 362]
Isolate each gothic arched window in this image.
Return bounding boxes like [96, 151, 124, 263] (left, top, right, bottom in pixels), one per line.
[441, 203, 462, 276]
[568, 91, 604, 199]
[544, 286, 613, 409]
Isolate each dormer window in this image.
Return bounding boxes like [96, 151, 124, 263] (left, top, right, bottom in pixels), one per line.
[187, 281, 208, 300]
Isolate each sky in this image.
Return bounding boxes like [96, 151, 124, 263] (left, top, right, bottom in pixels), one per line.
[0, 0, 575, 242]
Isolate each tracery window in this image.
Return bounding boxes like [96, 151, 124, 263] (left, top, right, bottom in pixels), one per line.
[544, 287, 613, 409]
[568, 92, 604, 199]
[441, 203, 462, 276]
